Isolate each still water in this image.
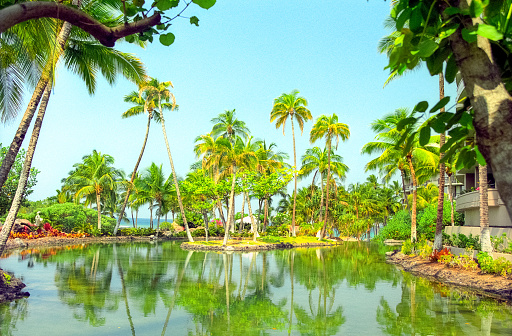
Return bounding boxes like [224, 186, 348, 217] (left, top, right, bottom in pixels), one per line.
[1, 241, 511, 335]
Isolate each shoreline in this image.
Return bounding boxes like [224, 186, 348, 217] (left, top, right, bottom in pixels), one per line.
[386, 252, 512, 302]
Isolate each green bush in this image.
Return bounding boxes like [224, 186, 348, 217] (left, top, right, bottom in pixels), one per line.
[376, 210, 411, 241]
[444, 233, 481, 250]
[118, 227, 156, 236]
[175, 211, 203, 228]
[159, 221, 173, 231]
[478, 251, 512, 276]
[266, 224, 289, 236]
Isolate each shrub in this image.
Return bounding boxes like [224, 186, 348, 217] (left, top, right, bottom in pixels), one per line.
[430, 247, 452, 262]
[119, 227, 155, 236]
[445, 233, 481, 250]
[175, 211, 203, 228]
[159, 221, 174, 231]
[478, 251, 512, 276]
[376, 209, 411, 241]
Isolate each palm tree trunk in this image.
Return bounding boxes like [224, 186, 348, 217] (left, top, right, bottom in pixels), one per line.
[320, 142, 332, 239]
[149, 203, 153, 229]
[223, 163, 237, 245]
[480, 164, 492, 252]
[159, 109, 193, 242]
[135, 209, 139, 228]
[114, 112, 152, 235]
[318, 172, 325, 223]
[264, 197, 269, 229]
[0, 80, 51, 256]
[448, 173, 455, 225]
[246, 191, 258, 242]
[434, 73, 446, 251]
[96, 192, 102, 230]
[217, 197, 226, 227]
[291, 118, 297, 237]
[400, 169, 408, 208]
[0, 1, 80, 189]
[239, 190, 245, 233]
[407, 154, 418, 242]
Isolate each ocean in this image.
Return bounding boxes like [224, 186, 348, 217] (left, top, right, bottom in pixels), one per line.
[119, 218, 159, 228]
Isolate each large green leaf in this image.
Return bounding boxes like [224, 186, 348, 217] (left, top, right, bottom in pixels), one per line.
[414, 101, 429, 112]
[193, 0, 215, 9]
[445, 55, 457, 83]
[469, 0, 484, 18]
[462, 28, 478, 43]
[430, 96, 450, 113]
[156, 0, 179, 11]
[410, 5, 423, 33]
[476, 23, 503, 41]
[415, 39, 439, 57]
[396, 8, 411, 31]
[419, 126, 431, 146]
[475, 146, 487, 165]
[159, 32, 175, 46]
[397, 117, 418, 131]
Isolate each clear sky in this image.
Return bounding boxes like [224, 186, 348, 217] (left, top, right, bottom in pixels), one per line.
[1, 1, 456, 217]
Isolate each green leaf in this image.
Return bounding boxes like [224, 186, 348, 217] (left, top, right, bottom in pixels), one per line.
[430, 96, 450, 113]
[438, 23, 459, 39]
[414, 101, 429, 112]
[192, 0, 215, 9]
[156, 0, 174, 11]
[476, 23, 503, 41]
[159, 32, 175, 46]
[419, 126, 431, 145]
[415, 39, 439, 57]
[410, 5, 424, 33]
[462, 28, 478, 43]
[445, 55, 457, 83]
[396, 8, 411, 31]
[430, 117, 446, 133]
[397, 117, 418, 131]
[469, 0, 484, 18]
[475, 146, 487, 165]
[124, 35, 135, 43]
[443, 7, 461, 16]
[190, 16, 199, 26]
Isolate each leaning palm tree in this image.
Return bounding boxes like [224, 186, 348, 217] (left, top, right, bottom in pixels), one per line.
[270, 90, 312, 236]
[362, 108, 438, 241]
[310, 114, 350, 239]
[139, 78, 193, 242]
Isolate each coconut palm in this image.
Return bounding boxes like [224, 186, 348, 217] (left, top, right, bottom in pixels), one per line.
[211, 109, 250, 142]
[300, 147, 348, 223]
[66, 150, 121, 230]
[139, 78, 193, 242]
[362, 108, 438, 241]
[310, 114, 350, 239]
[270, 90, 312, 236]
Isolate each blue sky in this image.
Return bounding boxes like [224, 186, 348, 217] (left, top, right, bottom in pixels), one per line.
[1, 1, 456, 217]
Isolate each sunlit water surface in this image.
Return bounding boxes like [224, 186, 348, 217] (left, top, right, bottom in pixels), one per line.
[1, 241, 511, 335]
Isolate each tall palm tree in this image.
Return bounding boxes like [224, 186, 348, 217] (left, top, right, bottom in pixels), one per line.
[66, 150, 121, 230]
[479, 164, 492, 252]
[300, 147, 348, 224]
[310, 114, 350, 239]
[270, 90, 312, 236]
[139, 78, 193, 242]
[113, 89, 155, 235]
[361, 108, 438, 241]
[0, 2, 146, 190]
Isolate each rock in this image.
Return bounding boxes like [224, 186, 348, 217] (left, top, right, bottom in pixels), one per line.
[13, 238, 28, 248]
[0, 269, 30, 303]
[385, 250, 399, 256]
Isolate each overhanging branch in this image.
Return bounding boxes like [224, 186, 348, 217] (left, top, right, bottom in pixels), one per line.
[0, 2, 161, 47]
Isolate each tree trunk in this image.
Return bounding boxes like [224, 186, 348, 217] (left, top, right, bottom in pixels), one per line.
[407, 154, 418, 242]
[479, 164, 492, 252]
[246, 191, 258, 242]
[0, 1, 80, 189]
[448, 173, 455, 225]
[223, 163, 237, 246]
[114, 112, 152, 235]
[291, 118, 297, 237]
[0, 80, 50, 256]
[319, 142, 332, 239]
[434, 73, 446, 251]
[217, 197, 226, 227]
[96, 192, 102, 230]
[400, 169, 408, 208]
[239, 189, 245, 233]
[202, 209, 209, 242]
[149, 203, 153, 229]
[448, 2, 512, 220]
[135, 209, 138, 228]
[159, 104, 193, 242]
[318, 172, 325, 223]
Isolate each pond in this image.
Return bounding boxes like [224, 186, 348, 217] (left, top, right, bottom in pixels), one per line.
[1, 241, 511, 335]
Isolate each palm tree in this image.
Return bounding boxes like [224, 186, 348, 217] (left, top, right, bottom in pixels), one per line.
[270, 90, 312, 236]
[211, 109, 250, 142]
[66, 150, 121, 230]
[310, 114, 350, 239]
[139, 78, 193, 242]
[479, 164, 492, 252]
[300, 147, 348, 223]
[113, 89, 155, 235]
[362, 108, 438, 241]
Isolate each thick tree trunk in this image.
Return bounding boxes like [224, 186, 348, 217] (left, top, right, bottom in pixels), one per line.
[448, 173, 455, 225]
[434, 74, 446, 251]
[114, 112, 151, 235]
[96, 192, 102, 230]
[319, 142, 332, 239]
[407, 154, 418, 242]
[202, 209, 209, 242]
[291, 118, 297, 237]
[159, 108, 193, 242]
[479, 164, 492, 252]
[0, 80, 50, 256]
[448, 2, 512, 220]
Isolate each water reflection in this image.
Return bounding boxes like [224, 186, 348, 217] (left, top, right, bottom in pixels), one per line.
[0, 242, 511, 335]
